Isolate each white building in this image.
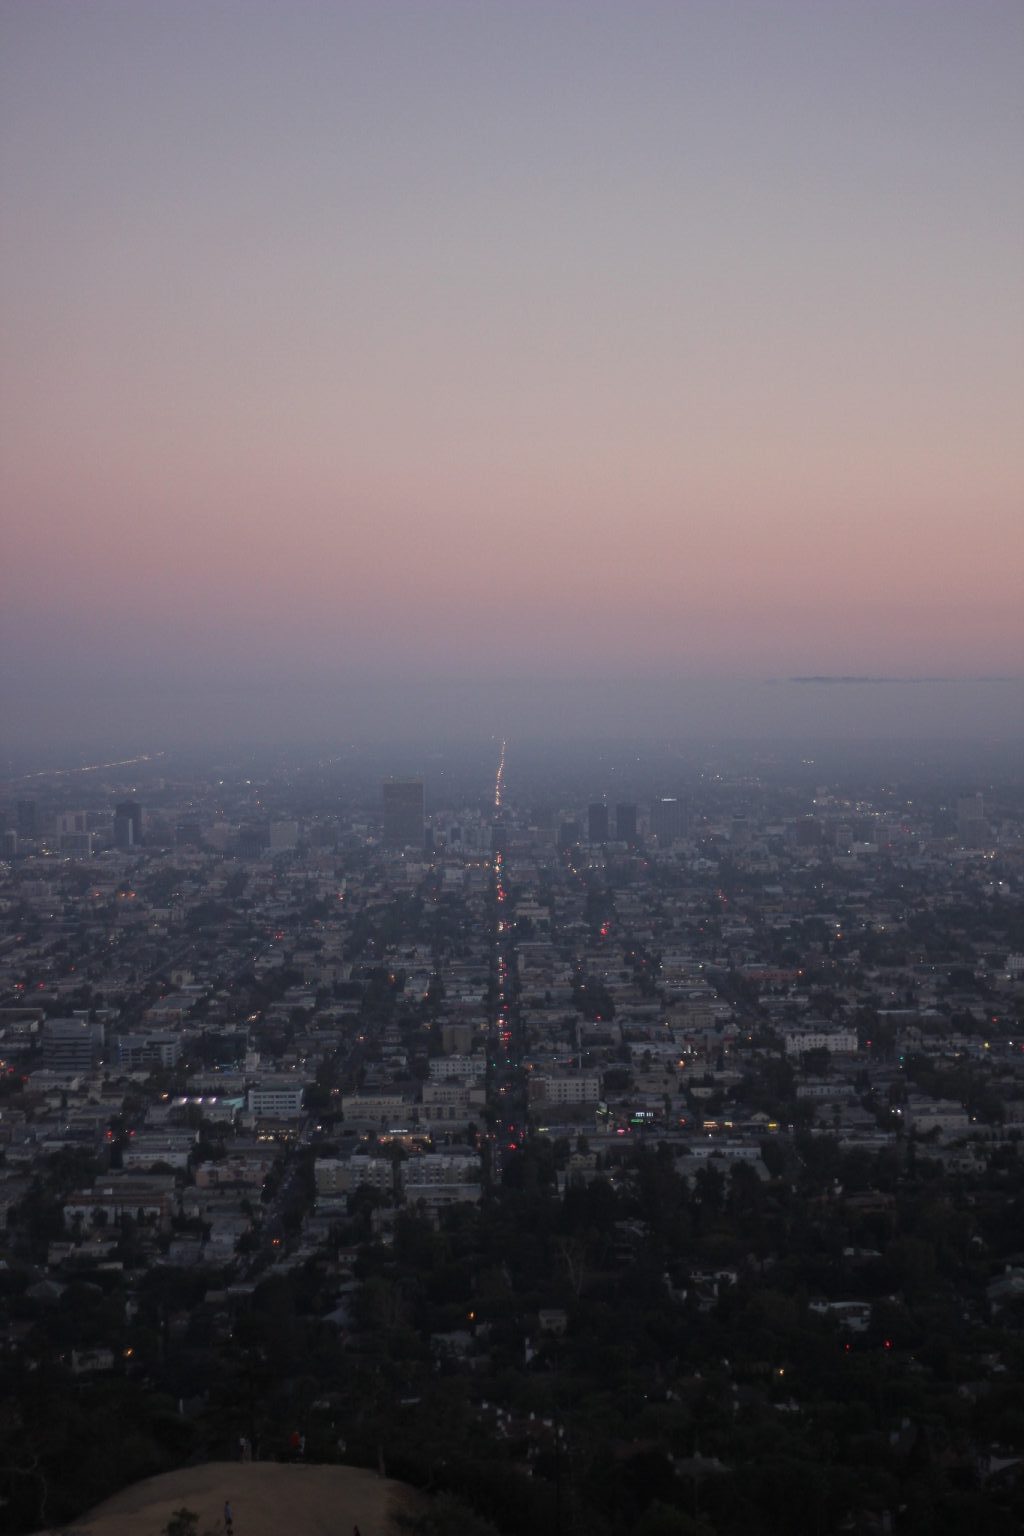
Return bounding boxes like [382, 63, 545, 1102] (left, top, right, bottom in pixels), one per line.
[315, 1155, 393, 1196]
[117, 1032, 182, 1071]
[783, 1028, 858, 1056]
[341, 1091, 415, 1130]
[429, 1055, 485, 1081]
[404, 1152, 480, 1186]
[419, 1080, 484, 1127]
[247, 1078, 305, 1118]
[404, 1152, 482, 1208]
[532, 1070, 601, 1106]
[906, 1099, 971, 1138]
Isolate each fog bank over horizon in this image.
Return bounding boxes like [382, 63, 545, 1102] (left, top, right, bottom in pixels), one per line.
[3, 670, 1020, 768]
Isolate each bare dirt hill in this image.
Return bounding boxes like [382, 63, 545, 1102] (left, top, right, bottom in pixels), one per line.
[44, 1461, 426, 1536]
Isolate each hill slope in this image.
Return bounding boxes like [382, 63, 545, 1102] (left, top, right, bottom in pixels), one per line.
[44, 1461, 425, 1536]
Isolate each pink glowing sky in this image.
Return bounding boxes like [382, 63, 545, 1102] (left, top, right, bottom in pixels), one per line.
[2, 2, 1022, 743]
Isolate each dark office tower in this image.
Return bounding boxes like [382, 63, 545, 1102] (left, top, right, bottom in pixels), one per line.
[41, 1017, 104, 1072]
[491, 821, 508, 855]
[587, 803, 609, 844]
[731, 815, 752, 851]
[114, 801, 144, 849]
[650, 796, 687, 845]
[558, 818, 582, 850]
[615, 803, 638, 844]
[383, 777, 425, 849]
[957, 793, 987, 848]
[793, 816, 822, 848]
[16, 800, 37, 837]
[238, 824, 269, 859]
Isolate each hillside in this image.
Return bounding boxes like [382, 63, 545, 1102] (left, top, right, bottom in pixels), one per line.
[44, 1461, 426, 1536]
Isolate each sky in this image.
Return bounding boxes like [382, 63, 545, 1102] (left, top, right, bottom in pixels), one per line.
[2, 1, 1022, 751]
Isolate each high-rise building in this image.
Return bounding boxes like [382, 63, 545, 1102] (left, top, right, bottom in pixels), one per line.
[792, 817, 823, 848]
[731, 815, 752, 850]
[615, 803, 638, 844]
[16, 800, 37, 837]
[957, 793, 987, 848]
[650, 797, 687, 845]
[558, 818, 582, 850]
[383, 777, 425, 849]
[238, 824, 269, 859]
[114, 801, 144, 849]
[42, 1017, 104, 1073]
[269, 819, 299, 852]
[60, 831, 93, 858]
[309, 822, 338, 850]
[587, 803, 609, 844]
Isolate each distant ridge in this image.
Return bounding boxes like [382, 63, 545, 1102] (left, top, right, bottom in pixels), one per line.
[788, 675, 1018, 685]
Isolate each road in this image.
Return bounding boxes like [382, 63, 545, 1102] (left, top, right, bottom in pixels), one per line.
[487, 743, 527, 1181]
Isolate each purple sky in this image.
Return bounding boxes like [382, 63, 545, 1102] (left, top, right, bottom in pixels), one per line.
[2, 2, 1022, 748]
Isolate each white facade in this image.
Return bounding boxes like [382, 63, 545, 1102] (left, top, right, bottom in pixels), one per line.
[429, 1055, 485, 1081]
[404, 1152, 480, 1187]
[906, 1100, 971, 1137]
[315, 1155, 393, 1195]
[783, 1029, 858, 1056]
[247, 1080, 304, 1118]
[540, 1071, 601, 1105]
[341, 1091, 415, 1129]
[419, 1081, 482, 1126]
[118, 1032, 182, 1070]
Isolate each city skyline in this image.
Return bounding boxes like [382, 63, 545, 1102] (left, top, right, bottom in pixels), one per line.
[1, 736, 1022, 1535]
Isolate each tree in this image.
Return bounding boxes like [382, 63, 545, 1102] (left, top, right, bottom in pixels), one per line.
[635, 1504, 717, 1536]
[802, 1046, 832, 1077]
[694, 1163, 725, 1215]
[163, 1511, 199, 1536]
[412, 1491, 503, 1536]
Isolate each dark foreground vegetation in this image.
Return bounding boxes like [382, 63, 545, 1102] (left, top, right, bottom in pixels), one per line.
[2, 1127, 1023, 1536]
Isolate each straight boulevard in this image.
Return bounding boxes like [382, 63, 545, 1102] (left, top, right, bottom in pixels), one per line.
[487, 742, 527, 1183]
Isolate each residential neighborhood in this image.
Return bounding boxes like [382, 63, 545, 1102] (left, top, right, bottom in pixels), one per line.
[0, 747, 1022, 1535]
